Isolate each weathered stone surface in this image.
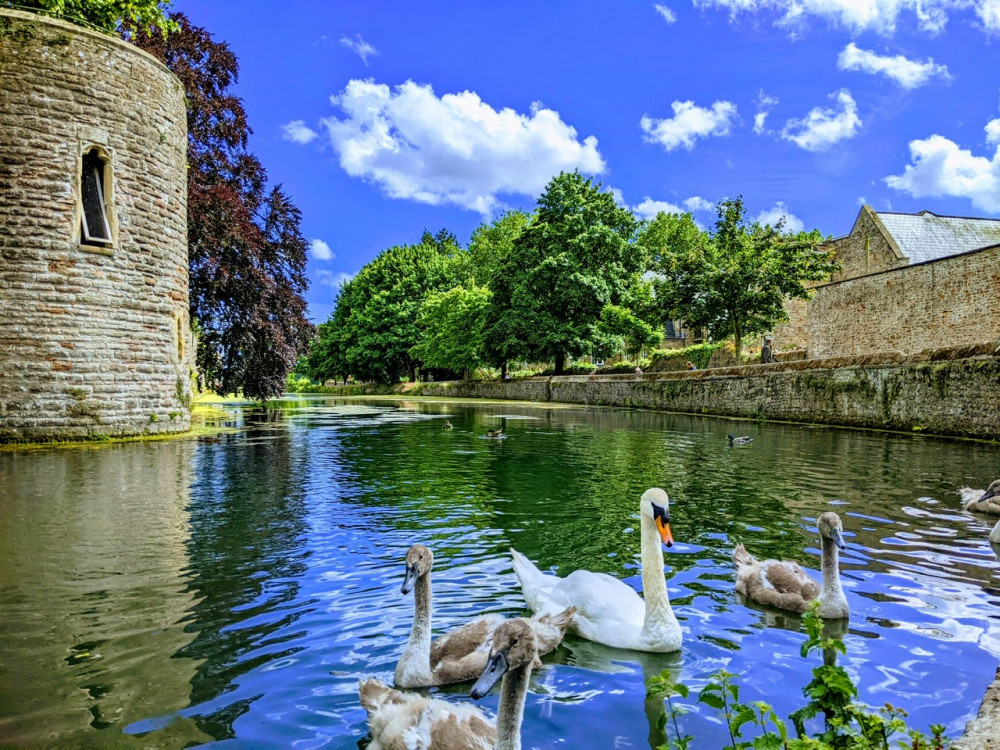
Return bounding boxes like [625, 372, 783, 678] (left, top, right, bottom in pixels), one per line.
[0, 10, 191, 441]
[808, 245, 1000, 359]
[955, 666, 1000, 750]
[401, 346, 1000, 441]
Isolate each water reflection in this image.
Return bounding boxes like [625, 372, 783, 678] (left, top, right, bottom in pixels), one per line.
[1, 397, 999, 748]
[0, 442, 206, 747]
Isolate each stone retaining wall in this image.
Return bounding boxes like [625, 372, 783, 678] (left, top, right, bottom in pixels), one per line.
[386, 345, 1000, 441]
[0, 10, 191, 441]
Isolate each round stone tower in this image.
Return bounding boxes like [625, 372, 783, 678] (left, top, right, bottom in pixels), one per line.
[0, 9, 192, 441]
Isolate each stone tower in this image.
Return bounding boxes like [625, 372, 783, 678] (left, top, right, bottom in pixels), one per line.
[0, 9, 192, 441]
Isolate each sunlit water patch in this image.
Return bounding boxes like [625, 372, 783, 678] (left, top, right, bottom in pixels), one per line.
[1, 396, 998, 747]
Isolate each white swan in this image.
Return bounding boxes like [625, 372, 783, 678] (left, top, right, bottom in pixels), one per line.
[991, 518, 1000, 546]
[395, 544, 574, 687]
[960, 480, 1000, 515]
[511, 487, 682, 653]
[733, 511, 849, 619]
[361, 618, 545, 750]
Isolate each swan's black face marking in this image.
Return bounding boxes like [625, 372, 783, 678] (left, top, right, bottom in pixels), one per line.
[652, 503, 673, 547]
[981, 479, 1000, 502]
[829, 527, 846, 550]
[471, 650, 508, 699]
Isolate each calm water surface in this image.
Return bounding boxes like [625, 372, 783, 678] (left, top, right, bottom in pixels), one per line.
[1, 397, 999, 748]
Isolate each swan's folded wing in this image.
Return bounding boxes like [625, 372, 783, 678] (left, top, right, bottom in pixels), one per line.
[429, 613, 505, 666]
[763, 561, 818, 598]
[556, 570, 645, 630]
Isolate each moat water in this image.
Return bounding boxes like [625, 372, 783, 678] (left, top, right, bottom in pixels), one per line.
[1, 396, 998, 748]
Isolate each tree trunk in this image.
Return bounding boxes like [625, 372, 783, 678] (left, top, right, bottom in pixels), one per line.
[554, 352, 565, 375]
[731, 317, 742, 359]
[500, 360, 508, 379]
[408, 363, 416, 383]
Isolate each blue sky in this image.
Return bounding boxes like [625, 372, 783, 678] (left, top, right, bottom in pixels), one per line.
[173, 0, 1000, 323]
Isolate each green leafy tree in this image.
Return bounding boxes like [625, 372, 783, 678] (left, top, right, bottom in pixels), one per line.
[411, 284, 491, 379]
[653, 197, 836, 357]
[468, 210, 531, 287]
[307, 234, 465, 385]
[598, 304, 662, 360]
[10, 0, 177, 35]
[486, 171, 644, 374]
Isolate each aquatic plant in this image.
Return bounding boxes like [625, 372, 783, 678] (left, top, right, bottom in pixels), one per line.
[647, 603, 951, 749]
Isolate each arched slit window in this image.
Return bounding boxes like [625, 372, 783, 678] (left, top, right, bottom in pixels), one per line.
[81, 149, 112, 245]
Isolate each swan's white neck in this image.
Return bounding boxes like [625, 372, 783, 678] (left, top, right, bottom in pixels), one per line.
[395, 572, 432, 686]
[639, 511, 680, 645]
[495, 661, 532, 750]
[817, 536, 848, 618]
[990, 519, 1000, 545]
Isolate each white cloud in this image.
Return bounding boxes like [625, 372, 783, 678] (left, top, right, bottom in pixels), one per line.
[754, 91, 779, 134]
[837, 43, 950, 88]
[309, 238, 334, 261]
[654, 3, 677, 22]
[692, 0, 956, 36]
[634, 197, 686, 219]
[885, 120, 1000, 212]
[317, 270, 354, 288]
[318, 79, 606, 214]
[683, 196, 714, 211]
[980, 0, 1000, 32]
[340, 34, 379, 65]
[282, 120, 318, 144]
[780, 89, 861, 151]
[640, 100, 738, 151]
[755, 202, 805, 232]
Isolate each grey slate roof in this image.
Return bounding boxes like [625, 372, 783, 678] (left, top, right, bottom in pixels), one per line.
[876, 210, 1000, 264]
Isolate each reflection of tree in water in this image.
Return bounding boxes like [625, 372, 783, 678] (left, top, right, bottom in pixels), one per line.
[176, 427, 309, 741]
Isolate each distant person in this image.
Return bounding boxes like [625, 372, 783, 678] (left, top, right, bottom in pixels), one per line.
[761, 337, 776, 364]
[634, 366, 643, 374]
[685, 360, 697, 371]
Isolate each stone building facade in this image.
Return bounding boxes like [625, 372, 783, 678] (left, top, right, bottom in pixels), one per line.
[774, 206, 1000, 357]
[0, 10, 192, 441]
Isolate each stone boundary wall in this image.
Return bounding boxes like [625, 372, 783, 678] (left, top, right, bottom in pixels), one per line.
[0, 10, 191, 441]
[808, 244, 1000, 359]
[776, 243, 1000, 357]
[335, 344, 1000, 441]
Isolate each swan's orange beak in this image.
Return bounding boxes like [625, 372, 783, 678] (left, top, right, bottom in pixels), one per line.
[656, 517, 674, 547]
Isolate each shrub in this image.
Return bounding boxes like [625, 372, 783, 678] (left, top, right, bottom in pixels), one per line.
[650, 342, 724, 372]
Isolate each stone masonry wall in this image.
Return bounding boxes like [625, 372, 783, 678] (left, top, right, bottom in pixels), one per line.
[829, 206, 907, 282]
[0, 10, 191, 441]
[406, 347, 1000, 441]
[808, 244, 1000, 359]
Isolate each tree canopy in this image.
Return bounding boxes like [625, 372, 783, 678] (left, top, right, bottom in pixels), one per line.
[485, 171, 644, 374]
[306, 234, 465, 385]
[410, 284, 492, 378]
[133, 14, 313, 400]
[652, 197, 836, 355]
[12, 0, 177, 35]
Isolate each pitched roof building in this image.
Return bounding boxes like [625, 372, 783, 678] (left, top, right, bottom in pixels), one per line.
[828, 205, 1000, 281]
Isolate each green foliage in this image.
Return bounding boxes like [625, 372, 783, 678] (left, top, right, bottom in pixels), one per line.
[306, 233, 467, 384]
[647, 671, 693, 750]
[410, 284, 491, 378]
[285, 374, 316, 393]
[598, 304, 662, 360]
[647, 603, 951, 750]
[468, 210, 530, 287]
[648, 197, 837, 356]
[485, 171, 644, 374]
[9, 0, 178, 36]
[650, 342, 723, 371]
